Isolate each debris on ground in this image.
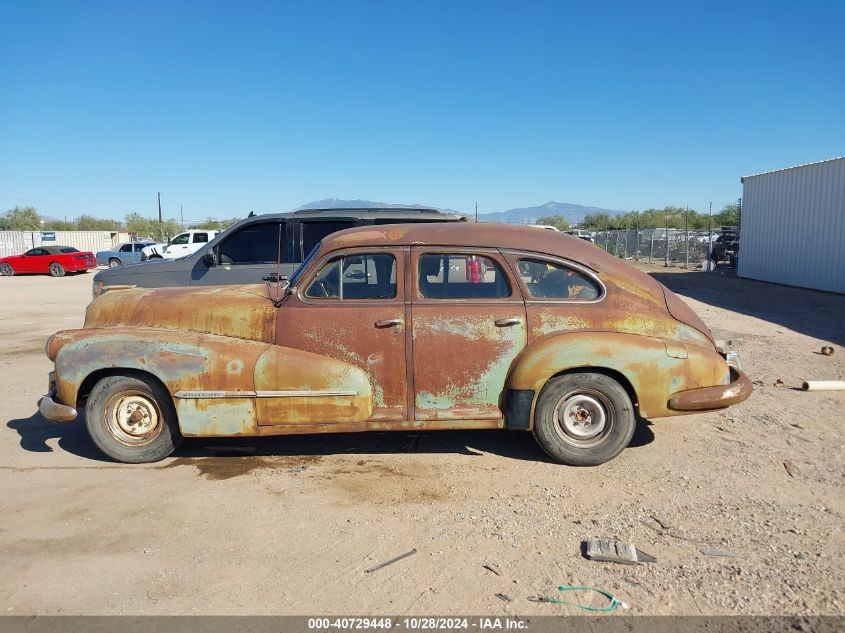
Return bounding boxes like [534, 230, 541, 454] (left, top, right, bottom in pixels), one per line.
[783, 460, 800, 478]
[529, 585, 630, 612]
[774, 379, 786, 387]
[820, 346, 834, 356]
[700, 548, 737, 558]
[801, 380, 845, 391]
[483, 563, 502, 576]
[364, 548, 417, 573]
[584, 538, 656, 565]
[494, 593, 512, 603]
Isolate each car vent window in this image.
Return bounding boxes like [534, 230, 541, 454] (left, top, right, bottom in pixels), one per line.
[517, 258, 601, 300]
[218, 222, 287, 265]
[305, 253, 396, 300]
[301, 221, 358, 258]
[418, 254, 511, 299]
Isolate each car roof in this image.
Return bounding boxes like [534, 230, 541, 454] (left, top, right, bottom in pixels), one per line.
[244, 207, 465, 221]
[320, 222, 611, 267]
[40, 245, 77, 254]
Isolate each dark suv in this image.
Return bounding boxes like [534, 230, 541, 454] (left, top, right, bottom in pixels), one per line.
[710, 228, 740, 268]
[93, 207, 466, 296]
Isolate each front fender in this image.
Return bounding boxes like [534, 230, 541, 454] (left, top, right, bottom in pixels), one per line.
[50, 327, 374, 436]
[507, 332, 729, 420]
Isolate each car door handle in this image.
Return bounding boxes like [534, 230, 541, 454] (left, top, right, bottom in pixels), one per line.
[494, 317, 522, 327]
[375, 318, 403, 328]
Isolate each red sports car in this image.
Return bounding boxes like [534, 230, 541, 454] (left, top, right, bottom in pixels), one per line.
[0, 246, 97, 277]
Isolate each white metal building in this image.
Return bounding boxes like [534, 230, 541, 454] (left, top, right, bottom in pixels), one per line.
[739, 156, 845, 294]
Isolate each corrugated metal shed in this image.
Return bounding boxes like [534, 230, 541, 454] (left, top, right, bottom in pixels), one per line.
[0, 231, 131, 259]
[739, 156, 845, 294]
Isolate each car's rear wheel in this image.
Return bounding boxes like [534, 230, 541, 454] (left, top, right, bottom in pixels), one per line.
[85, 374, 183, 463]
[0, 263, 13, 276]
[49, 262, 65, 277]
[533, 372, 635, 466]
[108, 258, 121, 268]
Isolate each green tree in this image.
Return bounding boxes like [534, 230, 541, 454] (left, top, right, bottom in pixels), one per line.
[536, 214, 571, 232]
[714, 202, 740, 227]
[1, 206, 42, 230]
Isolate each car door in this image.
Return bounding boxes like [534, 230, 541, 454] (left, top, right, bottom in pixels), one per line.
[271, 247, 408, 423]
[131, 242, 146, 263]
[192, 220, 295, 286]
[166, 233, 191, 258]
[410, 247, 527, 421]
[20, 248, 46, 273]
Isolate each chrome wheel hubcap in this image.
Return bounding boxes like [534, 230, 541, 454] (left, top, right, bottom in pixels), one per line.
[553, 392, 611, 447]
[107, 394, 160, 445]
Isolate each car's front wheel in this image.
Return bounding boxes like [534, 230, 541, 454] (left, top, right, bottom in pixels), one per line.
[0, 263, 13, 276]
[533, 372, 635, 466]
[85, 374, 183, 463]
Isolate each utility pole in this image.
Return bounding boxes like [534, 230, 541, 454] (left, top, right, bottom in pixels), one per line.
[684, 206, 689, 270]
[707, 202, 712, 272]
[475, 202, 478, 223]
[664, 208, 669, 267]
[157, 192, 164, 242]
[180, 205, 184, 229]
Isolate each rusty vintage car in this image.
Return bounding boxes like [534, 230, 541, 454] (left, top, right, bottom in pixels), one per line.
[39, 223, 752, 465]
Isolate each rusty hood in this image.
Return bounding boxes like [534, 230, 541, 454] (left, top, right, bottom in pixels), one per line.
[85, 284, 277, 342]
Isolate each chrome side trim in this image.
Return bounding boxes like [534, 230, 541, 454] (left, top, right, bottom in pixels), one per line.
[174, 390, 358, 399]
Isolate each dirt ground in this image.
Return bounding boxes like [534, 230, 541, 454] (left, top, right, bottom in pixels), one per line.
[0, 265, 843, 616]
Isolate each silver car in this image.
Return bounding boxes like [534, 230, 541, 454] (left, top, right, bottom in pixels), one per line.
[95, 242, 157, 267]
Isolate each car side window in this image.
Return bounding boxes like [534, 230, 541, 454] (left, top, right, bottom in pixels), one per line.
[134, 243, 146, 252]
[119, 244, 133, 253]
[170, 233, 190, 245]
[517, 258, 601, 300]
[305, 253, 396, 300]
[24, 248, 43, 256]
[300, 221, 358, 259]
[193, 233, 208, 243]
[418, 254, 511, 299]
[217, 222, 287, 265]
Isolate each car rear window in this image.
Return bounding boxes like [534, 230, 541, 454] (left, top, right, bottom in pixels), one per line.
[517, 258, 601, 300]
[59, 247, 79, 253]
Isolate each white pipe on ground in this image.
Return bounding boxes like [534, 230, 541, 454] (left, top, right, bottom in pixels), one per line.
[801, 380, 845, 392]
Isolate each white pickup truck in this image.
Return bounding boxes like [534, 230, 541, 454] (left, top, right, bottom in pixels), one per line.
[141, 230, 220, 260]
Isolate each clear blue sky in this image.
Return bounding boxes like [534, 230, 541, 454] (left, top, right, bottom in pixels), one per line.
[1, 1, 843, 221]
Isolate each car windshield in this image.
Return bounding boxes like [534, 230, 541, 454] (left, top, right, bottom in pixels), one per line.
[289, 242, 321, 286]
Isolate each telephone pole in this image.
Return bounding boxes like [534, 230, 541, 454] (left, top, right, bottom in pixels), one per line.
[157, 192, 164, 242]
[180, 204, 184, 229]
[475, 202, 478, 222]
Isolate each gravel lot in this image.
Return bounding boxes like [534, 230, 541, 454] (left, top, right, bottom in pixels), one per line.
[1, 266, 843, 616]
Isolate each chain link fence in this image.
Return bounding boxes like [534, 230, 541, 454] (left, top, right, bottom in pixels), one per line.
[593, 228, 718, 269]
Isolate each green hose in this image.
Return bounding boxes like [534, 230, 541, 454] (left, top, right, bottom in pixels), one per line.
[534, 585, 630, 612]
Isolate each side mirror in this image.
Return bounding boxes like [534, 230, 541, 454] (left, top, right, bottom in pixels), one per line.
[203, 251, 217, 267]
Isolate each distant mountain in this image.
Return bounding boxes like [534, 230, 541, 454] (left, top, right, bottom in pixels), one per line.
[478, 201, 623, 225]
[296, 198, 461, 213]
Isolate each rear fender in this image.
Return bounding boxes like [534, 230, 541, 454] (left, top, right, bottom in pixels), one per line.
[507, 331, 729, 422]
